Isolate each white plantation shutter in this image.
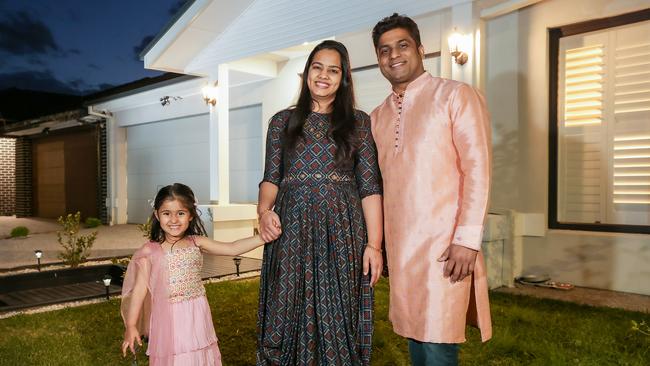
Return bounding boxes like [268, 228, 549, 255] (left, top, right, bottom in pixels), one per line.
[610, 21, 650, 224]
[558, 38, 607, 223]
[557, 19, 650, 226]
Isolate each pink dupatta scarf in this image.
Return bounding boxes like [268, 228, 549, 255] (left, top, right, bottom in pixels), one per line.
[121, 242, 176, 365]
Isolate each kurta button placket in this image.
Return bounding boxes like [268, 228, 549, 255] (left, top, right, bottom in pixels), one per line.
[394, 92, 404, 152]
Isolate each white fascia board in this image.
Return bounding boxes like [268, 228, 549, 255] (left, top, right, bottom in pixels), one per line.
[92, 77, 208, 113]
[142, 0, 212, 70]
[186, 0, 473, 73]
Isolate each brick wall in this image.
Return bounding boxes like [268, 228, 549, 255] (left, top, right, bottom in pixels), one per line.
[15, 137, 32, 217]
[0, 137, 16, 216]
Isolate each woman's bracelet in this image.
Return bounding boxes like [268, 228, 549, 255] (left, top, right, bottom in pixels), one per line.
[366, 244, 382, 253]
[259, 208, 273, 219]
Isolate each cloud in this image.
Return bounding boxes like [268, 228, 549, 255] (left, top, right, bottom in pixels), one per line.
[87, 63, 101, 70]
[133, 34, 155, 60]
[0, 70, 117, 96]
[0, 11, 60, 55]
[0, 70, 81, 94]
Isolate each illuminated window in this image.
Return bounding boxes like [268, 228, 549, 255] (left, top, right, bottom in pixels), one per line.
[551, 14, 650, 232]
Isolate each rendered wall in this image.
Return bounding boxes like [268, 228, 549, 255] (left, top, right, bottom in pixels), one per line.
[484, 0, 650, 295]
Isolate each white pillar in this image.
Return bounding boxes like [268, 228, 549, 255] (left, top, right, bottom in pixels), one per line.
[217, 63, 230, 205]
[449, 2, 481, 86]
[106, 116, 128, 224]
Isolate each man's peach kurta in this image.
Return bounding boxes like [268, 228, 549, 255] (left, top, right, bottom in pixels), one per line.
[370, 72, 492, 343]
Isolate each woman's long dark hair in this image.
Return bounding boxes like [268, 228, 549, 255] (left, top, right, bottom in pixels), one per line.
[284, 40, 357, 165]
[149, 183, 207, 243]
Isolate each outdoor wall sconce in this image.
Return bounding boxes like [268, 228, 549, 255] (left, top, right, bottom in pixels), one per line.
[103, 274, 112, 300]
[202, 81, 218, 106]
[448, 28, 469, 66]
[233, 257, 242, 276]
[34, 250, 42, 272]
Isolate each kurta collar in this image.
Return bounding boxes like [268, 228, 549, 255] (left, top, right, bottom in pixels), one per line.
[391, 71, 432, 98]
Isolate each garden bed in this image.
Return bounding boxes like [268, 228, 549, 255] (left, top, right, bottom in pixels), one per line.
[0, 264, 124, 313]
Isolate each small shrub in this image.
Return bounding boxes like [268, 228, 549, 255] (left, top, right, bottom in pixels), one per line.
[57, 212, 98, 268]
[10, 226, 29, 238]
[137, 217, 152, 238]
[84, 217, 102, 228]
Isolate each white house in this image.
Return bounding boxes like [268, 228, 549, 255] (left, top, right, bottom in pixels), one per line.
[89, 0, 650, 295]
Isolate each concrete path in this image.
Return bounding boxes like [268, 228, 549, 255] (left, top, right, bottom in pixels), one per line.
[0, 217, 145, 269]
[495, 283, 650, 313]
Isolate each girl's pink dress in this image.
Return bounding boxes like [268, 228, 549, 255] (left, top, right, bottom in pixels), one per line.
[121, 240, 222, 366]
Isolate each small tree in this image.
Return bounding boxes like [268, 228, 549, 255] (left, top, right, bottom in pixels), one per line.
[137, 217, 152, 238]
[57, 212, 98, 267]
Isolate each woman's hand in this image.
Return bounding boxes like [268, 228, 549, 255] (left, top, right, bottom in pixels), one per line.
[259, 210, 282, 243]
[363, 245, 383, 287]
[122, 325, 142, 357]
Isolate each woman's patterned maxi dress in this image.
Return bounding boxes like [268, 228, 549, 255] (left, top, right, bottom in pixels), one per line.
[256, 110, 382, 365]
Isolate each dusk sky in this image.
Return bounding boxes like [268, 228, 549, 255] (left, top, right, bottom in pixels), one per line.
[0, 0, 187, 95]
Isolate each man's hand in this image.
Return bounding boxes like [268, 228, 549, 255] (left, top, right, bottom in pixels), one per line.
[259, 211, 282, 243]
[438, 244, 478, 283]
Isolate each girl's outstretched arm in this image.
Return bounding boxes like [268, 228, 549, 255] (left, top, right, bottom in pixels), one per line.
[195, 235, 267, 256]
[122, 259, 148, 357]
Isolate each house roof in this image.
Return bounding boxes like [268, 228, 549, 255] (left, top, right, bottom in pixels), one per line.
[142, 0, 473, 76]
[0, 88, 83, 123]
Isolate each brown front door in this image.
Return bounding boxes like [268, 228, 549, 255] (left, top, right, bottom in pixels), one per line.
[33, 140, 66, 218]
[32, 128, 98, 219]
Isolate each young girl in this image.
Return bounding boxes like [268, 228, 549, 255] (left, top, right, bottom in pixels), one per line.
[121, 183, 274, 365]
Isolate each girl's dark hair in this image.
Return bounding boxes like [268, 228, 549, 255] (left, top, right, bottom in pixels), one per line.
[284, 40, 357, 165]
[372, 13, 422, 50]
[149, 183, 207, 243]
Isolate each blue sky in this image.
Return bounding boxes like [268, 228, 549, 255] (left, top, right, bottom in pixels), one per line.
[0, 0, 186, 95]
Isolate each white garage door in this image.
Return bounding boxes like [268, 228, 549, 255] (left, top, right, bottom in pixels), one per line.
[353, 57, 441, 113]
[229, 104, 263, 203]
[126, 114, 210, 224]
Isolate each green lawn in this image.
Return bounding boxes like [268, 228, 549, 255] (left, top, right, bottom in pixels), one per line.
[0, 278, 648, 365]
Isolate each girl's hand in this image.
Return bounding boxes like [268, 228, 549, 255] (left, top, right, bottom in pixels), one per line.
[363, 245, 383, 287]
[122, 325, 142, 357]
[259, 211, 282, 242]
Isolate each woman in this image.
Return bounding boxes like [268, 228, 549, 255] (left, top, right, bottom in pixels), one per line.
[256, 40, 383, 365]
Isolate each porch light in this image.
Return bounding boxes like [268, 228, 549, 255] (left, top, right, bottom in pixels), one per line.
[202, 82, 218, 106]
[103, 274, 112, 300]
[34, 250, 42, 272]
[448, 28, 469, 65]
[233, 257, 242, 276]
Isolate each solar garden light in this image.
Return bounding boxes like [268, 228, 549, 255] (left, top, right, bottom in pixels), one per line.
[103, 274, 112, 300]
[233, 257, 242, 277]
[34, 250, 43, 271]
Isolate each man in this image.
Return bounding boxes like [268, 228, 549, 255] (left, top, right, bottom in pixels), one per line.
[370, 14, 492, 365]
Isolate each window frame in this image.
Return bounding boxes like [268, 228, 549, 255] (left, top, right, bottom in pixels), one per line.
[548, 8, 650, 234]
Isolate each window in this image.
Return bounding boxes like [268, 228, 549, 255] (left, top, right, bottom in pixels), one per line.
[550, 9, 650, 233]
